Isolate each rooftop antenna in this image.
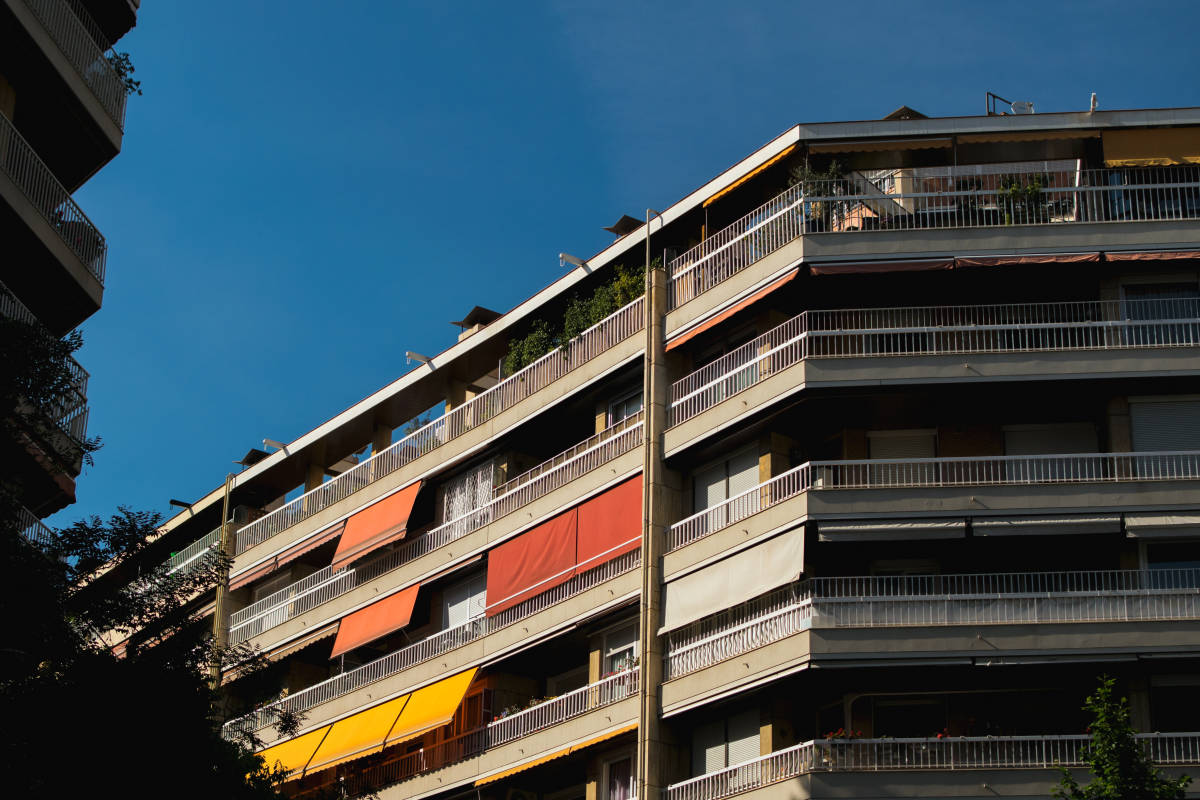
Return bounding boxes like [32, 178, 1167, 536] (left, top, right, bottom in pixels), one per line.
[1089, 92, 1098, 113]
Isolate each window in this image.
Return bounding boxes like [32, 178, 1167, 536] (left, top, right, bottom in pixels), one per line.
[693, 446, 760, 513]
[605, 756, 635, 800]
[442, 571, 487, 630]
[442, 459, 496, 536]
[603, 622, 638, 674]
[1003, 422, 1098, 481]
[608, 390, 643, 427]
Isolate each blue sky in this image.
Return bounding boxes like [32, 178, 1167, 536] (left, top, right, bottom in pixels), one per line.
[55, 0, 1200, 526]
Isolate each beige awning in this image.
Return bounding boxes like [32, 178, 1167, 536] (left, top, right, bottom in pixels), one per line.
[958, 130, 1100, 144]
[661, 526, 804, 633]
[1103, 127, 1200, 166]
[808, 137, 952, 154]
[972, 515, 1121, 537]
[1125, 513, 1200, 538]
[818, 519, 966, 542]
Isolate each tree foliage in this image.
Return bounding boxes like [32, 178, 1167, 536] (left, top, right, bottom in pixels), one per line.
[1054, 676, 1191, 800]
[106, 50, 142, 96]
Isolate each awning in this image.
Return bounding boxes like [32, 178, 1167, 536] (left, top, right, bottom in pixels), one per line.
[385, 667, 479, 747]
[258, 724, 331, 779]
[955, 252, 1101, 268]
[972, 515, 1121, 537]
[329, 583, 421, 659]
[1125, 513, 1200, 539]
[818, 519, 966, 542]
[306, 695, 411, 773]
[808, 137, 953, 154]
[810, 258, 953, 276]
[577, 475, 643, 566]
[231, 521, 346, 590]
[1105, 250, 1200, 262]
[475, 724, 639, 786]
[486, 508, 578, 616]
[1103, 127, 1200, 166]
[957, 130, 1100, 144]
[661, 526, 804, 633]
[665, 270, 798, 352]
[703, 145, 796, 208]
[264, 622, 339, 664]
[331, 481, 422, 571]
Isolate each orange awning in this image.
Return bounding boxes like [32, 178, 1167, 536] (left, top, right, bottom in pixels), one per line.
[486, 508, 578, 616]
[808, 137, 952, 154]
[703, 145, 796, 208]
[958, 130, 1100, 144]
[810, 258, 953, 275]
[1103, 127, 1200, 166]
[385, 668, 479, 747]
[329, 583, 421, 659]
[665, 270, 798, 351]
[954, 252, 1101, 268]
[331, 481, 422, 571]
[569, 723, 639, 753]
[231, 521, 345, 591]
[1105, 250, 1200, 261]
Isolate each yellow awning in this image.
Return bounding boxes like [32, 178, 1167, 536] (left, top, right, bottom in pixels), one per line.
[1103, 127, 1200, 166]
[703, 145, 796, 208]
[808, 137, 953, 154]
[475, 723, 638, 787]
[306, 694, 412, 773]
[958, 130, 1100, 144]
[385, 667, 479, 747]
[258, 724, 331, 779]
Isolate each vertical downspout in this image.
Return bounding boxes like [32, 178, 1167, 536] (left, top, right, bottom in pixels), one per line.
[209, 472, 235, 691]
[637, 209, 669, 800]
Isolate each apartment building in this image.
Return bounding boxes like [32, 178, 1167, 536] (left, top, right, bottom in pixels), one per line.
[103, 104, 1200, 800]
[1, 0, 139, 540]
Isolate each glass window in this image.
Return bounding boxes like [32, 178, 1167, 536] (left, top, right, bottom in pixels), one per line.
[604, 622, 639, 674]
[608, 390, 643, 427]
[606, 757, 634, 800]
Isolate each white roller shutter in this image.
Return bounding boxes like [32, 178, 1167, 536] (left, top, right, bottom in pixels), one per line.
[1131, 401, 1200, 451]
[1004, 423, 1098, 455]
[726, 448, 761, 497]
[693, 720, 725, 775]
[726, 709, 761, 766]
[868, 430, 936, 459]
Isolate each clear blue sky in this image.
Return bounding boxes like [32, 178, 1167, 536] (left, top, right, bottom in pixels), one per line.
[55, 0, 1200, 526]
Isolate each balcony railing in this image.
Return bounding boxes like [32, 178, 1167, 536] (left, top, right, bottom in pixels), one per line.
[165, 526, 221, 577]
[667, 734, 1200, 800]
[325, 671, 638, 799]
[17, 505, 55, 550]
[19, 0, 128, 128]
[665, 569, 1200, 679]
[0, 113, 107, 282]
[228, 417, 644, 643]
[666, 164, 1200, 311]
[668, 451, 1200, 552]
[225, 543, 641, 735]
[671, 298, 1200, 424]
[231, 296, 645, 557]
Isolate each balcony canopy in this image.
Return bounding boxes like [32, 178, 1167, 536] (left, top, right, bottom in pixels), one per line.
[331, 481, 422, 571]
[329, 583, 421, 659]
[1103, 127, 1200, 166]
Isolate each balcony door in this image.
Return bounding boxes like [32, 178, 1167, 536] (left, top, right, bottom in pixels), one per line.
[442, 571, 486, 630]
[1130, 398, 1200, 479]
[693, 446, 761, 531]
[692, 708, 761, 785]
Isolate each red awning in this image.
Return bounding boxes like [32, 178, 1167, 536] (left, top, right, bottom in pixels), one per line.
[809, 258, 953, 276]
[485, 508, 578, 616]
[329, 584, 421, 659]
[1105, 250, 1200, 261]
[577, 475, 643, 568]
[665, 270, 798, 352]
[231, 521, 346, 591]
[955, 252, 1101, 267]
[331, 481, 422, 572]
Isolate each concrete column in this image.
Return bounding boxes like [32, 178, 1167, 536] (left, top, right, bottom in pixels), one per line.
[637, 237, 675, 800]
[304, 462, 323, 492]
[372, 422, 392, 454]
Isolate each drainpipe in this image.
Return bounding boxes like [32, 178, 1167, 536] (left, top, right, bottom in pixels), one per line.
[210, 472, 235, 691]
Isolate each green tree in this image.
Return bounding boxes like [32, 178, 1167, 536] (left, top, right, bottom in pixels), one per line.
[1054, 676, 1191, 800]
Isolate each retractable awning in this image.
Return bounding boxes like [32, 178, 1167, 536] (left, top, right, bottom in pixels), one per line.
[385, 667, 479, 747]
[703, 145, 796, 207]
[258, 724, 331, 779]
[306, 695, 410, 773]
[475, 723, 639, 786]
[1103, 127, 1200, 166]
[955, 252, 1101, 268]
[810, 258, 953, 276]
[818, 519, 966, 542]
[957, 130, 1100, 144]
[329, 583, 421, 659]
[972, 515, 1121, 537]
[331, 481, 422, 571]
[1125, 513, 1200, 538]
[808, 137, 953, 154]
[665, 270, 797, 351]
[231, 521, 346, 590]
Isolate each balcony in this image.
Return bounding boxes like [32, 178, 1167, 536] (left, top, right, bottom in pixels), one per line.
[665, 569, 1200, 680]
[665, 164, 1200, 324]
[16, 0, 128, 129]
[17, 504, 54, 550]
[228, 415, 643, 647]
[668, 451, 1200, 553]
[666, 734, 1200, 800]
[228, 297, 645, 569]
[668, 298, 1200, 447]
[225, 547, 641, 737]
[0, 111, 107, 331]
[297, 671, 639, 800]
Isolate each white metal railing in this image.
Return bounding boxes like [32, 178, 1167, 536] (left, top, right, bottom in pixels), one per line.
[665, 569, 1200, 679]
[232, 296, 645, 556]
[165, 526, 221, 577]
[17, 505, 54, 549]
[488, 669, 638, 746]
[670, 298, 1200, 424]
[20, 0, 128, 127]
[666, 164, 1200, 311]
[667, 734, 1200, 800]
[0, 112, 107, 282]
[228, 418, 643, 641]
[225, 544, 640, 735]
[668, 463, 810, 551]
[668, 183, 804, 308]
